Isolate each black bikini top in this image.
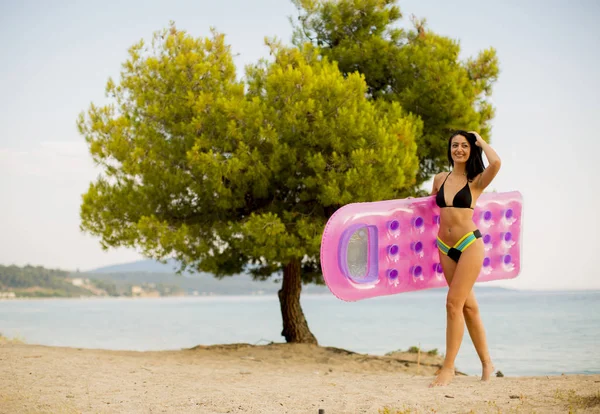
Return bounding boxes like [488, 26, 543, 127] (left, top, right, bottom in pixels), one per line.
[435, 172, 473, 209]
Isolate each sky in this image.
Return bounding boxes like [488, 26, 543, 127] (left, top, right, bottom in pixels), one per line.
[0, 0, 598, 290]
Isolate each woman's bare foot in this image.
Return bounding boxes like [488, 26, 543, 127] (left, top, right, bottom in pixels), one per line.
[429, 367, 455, 387]
[481, 360, 494, 381]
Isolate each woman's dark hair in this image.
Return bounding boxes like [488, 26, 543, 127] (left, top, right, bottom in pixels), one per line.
[447, 130, 485, 181]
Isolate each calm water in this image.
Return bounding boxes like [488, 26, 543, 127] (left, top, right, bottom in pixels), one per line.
[1, 289, 598, 376]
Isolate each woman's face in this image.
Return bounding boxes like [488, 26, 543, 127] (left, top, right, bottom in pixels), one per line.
[450, 135, 471, 164]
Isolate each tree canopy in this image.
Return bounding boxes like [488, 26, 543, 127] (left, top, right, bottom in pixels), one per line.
[292, 0, 499, 188]
[78, 24, 421, 343]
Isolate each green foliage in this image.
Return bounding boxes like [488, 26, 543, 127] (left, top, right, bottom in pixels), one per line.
[407, 345, 420, 353]
[0, 265, 93, 297]
[292, 0, 500, 189]
[90, 279, 119, 296]
[78, 24, 421, 281]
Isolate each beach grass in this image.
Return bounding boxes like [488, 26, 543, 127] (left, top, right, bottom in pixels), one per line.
[0, 332, 25, 344]
[555, 389, 600, 411]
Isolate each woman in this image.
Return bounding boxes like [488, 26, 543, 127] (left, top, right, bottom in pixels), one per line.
[429, 130, 501, 387]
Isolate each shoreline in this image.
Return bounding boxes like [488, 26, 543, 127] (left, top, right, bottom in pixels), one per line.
[0, 293, 335, 301]
[1, 342, 599, 413]
[3, 287, 600, 302]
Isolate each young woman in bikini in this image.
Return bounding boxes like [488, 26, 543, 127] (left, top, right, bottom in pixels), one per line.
[429, 130, 501, 387]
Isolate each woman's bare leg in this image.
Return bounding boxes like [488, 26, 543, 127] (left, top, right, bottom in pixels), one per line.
[436, 247, 493, 380]
[431, 241, 484, 386]
[463, 291, 494, 380]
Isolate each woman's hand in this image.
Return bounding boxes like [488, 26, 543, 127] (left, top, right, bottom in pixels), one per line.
[470, 131, 485, 147]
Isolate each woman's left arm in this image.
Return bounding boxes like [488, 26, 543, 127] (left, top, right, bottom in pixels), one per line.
[472, 131, 501, 189]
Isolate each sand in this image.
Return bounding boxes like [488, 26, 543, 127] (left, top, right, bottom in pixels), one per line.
[1, 342, 599, 413]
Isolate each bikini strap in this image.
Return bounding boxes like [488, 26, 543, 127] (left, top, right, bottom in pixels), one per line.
[441, 171, 451, 185]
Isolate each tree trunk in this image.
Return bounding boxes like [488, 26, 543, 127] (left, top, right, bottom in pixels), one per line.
[278, 259, 318, 344]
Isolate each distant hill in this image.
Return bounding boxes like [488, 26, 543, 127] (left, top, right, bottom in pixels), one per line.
[87, 259, 187, 274]
[86, 259, 514, 297]
[2, 260, 513, 299]
[0, 264, 106, 298]
[85, 259, 329, 296]
[0, 261, 319, 298]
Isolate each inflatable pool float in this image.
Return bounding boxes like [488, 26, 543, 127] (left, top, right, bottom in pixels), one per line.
[320, 192, 523, 301]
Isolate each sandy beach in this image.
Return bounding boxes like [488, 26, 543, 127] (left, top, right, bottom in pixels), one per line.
[1, 342, 599, 414]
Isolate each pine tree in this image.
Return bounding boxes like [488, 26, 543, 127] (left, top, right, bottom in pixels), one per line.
[79, 25, 420, 343]
[292, 0, 499, 190]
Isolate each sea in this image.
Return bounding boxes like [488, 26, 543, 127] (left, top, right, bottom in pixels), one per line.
[1, 288, 598, 377]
